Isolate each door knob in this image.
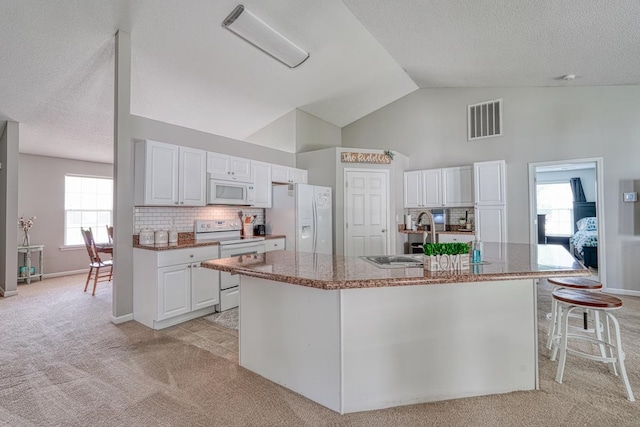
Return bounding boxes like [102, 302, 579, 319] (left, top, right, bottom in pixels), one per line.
[381, 229, 386, 233]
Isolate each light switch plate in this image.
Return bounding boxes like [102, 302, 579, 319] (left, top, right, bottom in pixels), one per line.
[623, 192, 637, 202]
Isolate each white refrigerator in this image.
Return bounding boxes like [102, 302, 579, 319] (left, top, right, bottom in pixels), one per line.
[266, 184, 333, 254]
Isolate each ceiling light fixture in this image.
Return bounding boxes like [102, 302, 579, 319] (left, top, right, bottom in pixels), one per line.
[562, 74, 577, 80]
[222, 5, 309, 68]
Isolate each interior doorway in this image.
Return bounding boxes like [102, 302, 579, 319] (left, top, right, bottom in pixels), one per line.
[344, 169, 390, 257]
[528, 158, 605, 284]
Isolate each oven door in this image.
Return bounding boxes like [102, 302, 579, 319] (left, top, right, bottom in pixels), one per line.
[219, 242, 266, 290]
[207, 180, 254, 205]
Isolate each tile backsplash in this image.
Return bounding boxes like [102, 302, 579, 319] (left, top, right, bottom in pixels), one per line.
[406, 207, 474, 226]
[134, 206, 265, 234]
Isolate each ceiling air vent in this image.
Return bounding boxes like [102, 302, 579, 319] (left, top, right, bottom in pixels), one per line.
[468, 98, 502, 140]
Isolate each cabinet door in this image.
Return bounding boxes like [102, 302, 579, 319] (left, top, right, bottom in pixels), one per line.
[251, 161, 272, 208]
[438, 233, 474, 244]
[422, 169, 442, 207]
[475, 206, 506, 260]
[442, 166, 473, 207]
[403, 171, 423, 208]
[474, 160, 506, 206]
[290, 168, 308, 184]
[230, 157, 253, 182]
[271, 165, 290, 183]
[143, 140, 179, 205]
[191, 264, 220, 311]
[157, 265, 191, 320]
[206, 152, 231, 179]
[179, 147, 206, 206]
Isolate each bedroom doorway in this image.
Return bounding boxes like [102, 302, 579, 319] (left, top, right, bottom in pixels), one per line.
[528, 158, 606, 284]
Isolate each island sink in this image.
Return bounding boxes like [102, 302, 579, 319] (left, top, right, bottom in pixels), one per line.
[361, 255, 423, 268]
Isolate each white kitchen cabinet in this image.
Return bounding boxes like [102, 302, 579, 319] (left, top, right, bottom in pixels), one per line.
[251, 161, 272, 208]
[265, 237, 285, 252]
[133, 246, 220, 330]
[474, 160, 506, 206]
[475, 205, 506, 260]
[442, 166, 474, 207]
[134, 140, 206, 206]
[437, 232, 475, 244]
[272, 165, 308, 184]
[403, 167, 471, 208]
[207, 152, 253, 182]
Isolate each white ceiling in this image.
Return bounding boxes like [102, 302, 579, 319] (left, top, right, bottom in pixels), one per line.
[1, 1, 639, 164]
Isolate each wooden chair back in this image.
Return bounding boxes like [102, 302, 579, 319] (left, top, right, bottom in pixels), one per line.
[106, 225, 114, 244]
[81, 228, 102, 264]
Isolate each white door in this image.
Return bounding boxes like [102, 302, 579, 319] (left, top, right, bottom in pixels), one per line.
[157, 264, 191, 320]
[230, 157, 252, 182]
[291, 168, 308, 184]
[191, 263, 220, 311]
[251, 161, 272, 208]
[442, 166, 473, 207]
[206, 152, 231, 178]
[345, 170, 389, 257]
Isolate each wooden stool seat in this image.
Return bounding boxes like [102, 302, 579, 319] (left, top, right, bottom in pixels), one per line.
[551, 288, 634, 401]
[548, 277, 602, 290]
[552, 288, 622, 309]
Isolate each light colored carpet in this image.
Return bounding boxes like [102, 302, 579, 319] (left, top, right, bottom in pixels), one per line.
[0, 275, 638, 426]
[204, 307, 239, 330]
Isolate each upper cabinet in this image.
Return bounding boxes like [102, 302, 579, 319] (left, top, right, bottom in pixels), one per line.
[474, 160, 506, 206]
[207, 152, 252, 182]
[135, 140, 206, 206]
[272, 165, 308, 184]
[251, 161, 272, 208]
[403, 166, 472, 208]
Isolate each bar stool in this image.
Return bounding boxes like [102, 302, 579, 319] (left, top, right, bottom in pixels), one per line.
[546, 277, 602, 351]
[551, 288, 634, 401]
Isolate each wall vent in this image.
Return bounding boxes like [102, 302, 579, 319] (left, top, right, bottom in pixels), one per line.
[468, 98, 502, 140]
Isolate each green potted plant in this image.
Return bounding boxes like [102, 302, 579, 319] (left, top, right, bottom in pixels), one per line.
[423, 242, 471, 271]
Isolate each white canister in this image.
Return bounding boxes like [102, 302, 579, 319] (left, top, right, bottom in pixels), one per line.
[168, 229, 178, 243]
[154, 230, 168, 244]
[404, 214, 413, 230]
[139, 228, 155, 245]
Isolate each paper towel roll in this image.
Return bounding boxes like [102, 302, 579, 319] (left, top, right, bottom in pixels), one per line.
[404, 214, 412, 229]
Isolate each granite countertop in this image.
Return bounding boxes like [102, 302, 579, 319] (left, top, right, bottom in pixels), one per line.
[133, 233, 286, 251]
[202, 243, 589, 290]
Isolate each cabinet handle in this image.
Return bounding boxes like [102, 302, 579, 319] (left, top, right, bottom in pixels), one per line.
[174, 202, 179, 205]
[180, 201, 184, 204]
[381, 229, 386, 233]
[190, 254, 194, 258]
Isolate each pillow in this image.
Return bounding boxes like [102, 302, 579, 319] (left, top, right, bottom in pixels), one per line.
[576, 217, 597, 231]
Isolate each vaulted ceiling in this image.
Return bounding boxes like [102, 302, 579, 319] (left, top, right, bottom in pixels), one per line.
[1, 1, 638, 164]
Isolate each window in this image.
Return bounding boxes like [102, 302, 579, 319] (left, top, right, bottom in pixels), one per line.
[537, 182, 573, 236]
[65, 175, 113, 245]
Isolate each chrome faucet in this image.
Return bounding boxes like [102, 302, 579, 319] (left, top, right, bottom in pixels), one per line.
[416, 210, 436, 245]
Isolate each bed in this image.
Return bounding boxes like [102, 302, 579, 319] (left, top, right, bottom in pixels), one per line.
[570, 202, 598, 268]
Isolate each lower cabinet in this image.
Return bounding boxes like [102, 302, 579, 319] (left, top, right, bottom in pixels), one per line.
[265, 237, 285, 252]
[437, 233, 475, 244]
[134, 246, 220, 329]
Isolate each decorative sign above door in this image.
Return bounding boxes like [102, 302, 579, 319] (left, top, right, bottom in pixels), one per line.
[341, 152, 391, 164]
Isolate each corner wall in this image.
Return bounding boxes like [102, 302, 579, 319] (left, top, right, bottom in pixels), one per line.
[0, 122, 19, 297]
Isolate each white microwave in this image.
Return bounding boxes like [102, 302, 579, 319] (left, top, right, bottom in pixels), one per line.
[207, 179, 254, 205]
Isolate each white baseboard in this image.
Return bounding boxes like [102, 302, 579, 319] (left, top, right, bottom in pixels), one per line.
[604, 288, 640, 297]
[0, 289, 18, 297]
[111, 313, 134, 324]
[44, 269, 88, 279]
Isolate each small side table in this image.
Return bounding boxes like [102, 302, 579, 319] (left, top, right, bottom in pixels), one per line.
[17, 245, 44, 284]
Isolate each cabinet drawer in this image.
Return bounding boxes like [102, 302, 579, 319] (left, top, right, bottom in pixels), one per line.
[265, 238, 285, 252]
[157, 246, 219, 267]
[437, 233, 475, 244]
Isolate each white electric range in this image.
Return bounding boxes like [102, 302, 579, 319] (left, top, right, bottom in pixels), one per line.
[194, 220, 265, 311]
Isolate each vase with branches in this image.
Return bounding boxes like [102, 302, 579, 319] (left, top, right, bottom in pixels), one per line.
[18, 216, 36, 246]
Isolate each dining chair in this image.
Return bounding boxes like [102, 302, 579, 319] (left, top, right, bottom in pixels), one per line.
[81, 228, 113, 295]
[106, 225, 114, 244]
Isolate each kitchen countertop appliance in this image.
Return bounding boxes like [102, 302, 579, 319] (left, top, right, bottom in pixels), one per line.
[194, 219, 265, 311]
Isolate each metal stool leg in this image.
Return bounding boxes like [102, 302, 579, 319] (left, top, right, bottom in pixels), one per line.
[607, 313, 634, 401]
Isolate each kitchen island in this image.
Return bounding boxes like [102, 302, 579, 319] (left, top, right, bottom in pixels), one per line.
[202, 243, 588, 414]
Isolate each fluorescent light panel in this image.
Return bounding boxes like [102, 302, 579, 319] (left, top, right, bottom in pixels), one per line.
[223, 5, 309, 68]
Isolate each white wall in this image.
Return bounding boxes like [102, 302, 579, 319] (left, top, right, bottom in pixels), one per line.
[0, 122, 19, 296]
[245, 110, 297, 154]
[18, 154, 113, 275]
[342, 86, 640, 293]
